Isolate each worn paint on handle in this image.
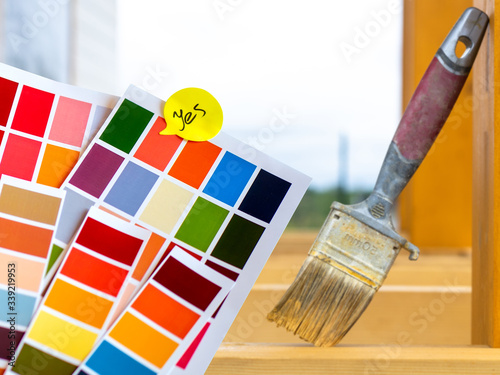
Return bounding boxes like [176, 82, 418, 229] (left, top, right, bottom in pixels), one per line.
[393, 56, 468, 161]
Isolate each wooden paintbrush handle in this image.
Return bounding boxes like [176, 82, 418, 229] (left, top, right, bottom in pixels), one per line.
[372, 7, 488, 206]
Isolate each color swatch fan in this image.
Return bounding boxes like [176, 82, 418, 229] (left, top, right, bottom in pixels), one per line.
[42, 84, 311, 374]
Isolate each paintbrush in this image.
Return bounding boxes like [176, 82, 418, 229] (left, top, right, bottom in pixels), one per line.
[267, 7, 488, 346]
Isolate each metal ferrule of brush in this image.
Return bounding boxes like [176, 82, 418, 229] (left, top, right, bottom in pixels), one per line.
[310, 143, 421, 291]
[307, 143, 422, 290]
[308, 206, 403, 291]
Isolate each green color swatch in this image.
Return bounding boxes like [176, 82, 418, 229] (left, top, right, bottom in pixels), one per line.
[99, 99, 154, 154]
[175, 197, 228, 252]
[15, 344, 78, 375]
[46, 244, 63, 274]
[211, 215, 265, 269]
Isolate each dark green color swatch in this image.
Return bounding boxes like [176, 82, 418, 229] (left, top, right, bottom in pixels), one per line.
[14, 344, 77, 375]
[99, 99, 154, 154]
[175, 197, 228, 252]
[211, 215, 265, 269]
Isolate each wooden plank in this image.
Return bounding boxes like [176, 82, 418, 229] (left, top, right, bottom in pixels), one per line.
[224, 284, 470, 345]
[472, 0, 500, 347]
[207, 345, 499, 375]
[274, 230, 316, 255]
[399, 0, 473, 249]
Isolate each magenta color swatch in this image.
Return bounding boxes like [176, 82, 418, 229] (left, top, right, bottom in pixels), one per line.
[176, 322, 210, 369]
[69, 143, 124, 198]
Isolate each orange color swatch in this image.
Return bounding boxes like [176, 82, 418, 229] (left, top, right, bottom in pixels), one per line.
[132, 284, 199, 339]
[0, 217, 53, 257]
[37, 144, 80, 188]
[134, 117, 183, 172]
[131, 232, 166, 281]
[109, 311, 178, 368]
[168, 141, 221, 188]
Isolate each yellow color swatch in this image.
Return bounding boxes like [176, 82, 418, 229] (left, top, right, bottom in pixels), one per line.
[139, 179, 193, 234]
[109, 311, 178, 368]
[28, 310, 98, 360]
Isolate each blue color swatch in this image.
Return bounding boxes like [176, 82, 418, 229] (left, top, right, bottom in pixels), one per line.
[104, 161, 159, 216]
[86, 340, 156, 375]
[203, 152, 256, 206]
[0, 289, 36, 326]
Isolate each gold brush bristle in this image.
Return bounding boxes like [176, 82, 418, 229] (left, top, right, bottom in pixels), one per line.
[267, 254, 375, 347]
[267, 204, 414, 347]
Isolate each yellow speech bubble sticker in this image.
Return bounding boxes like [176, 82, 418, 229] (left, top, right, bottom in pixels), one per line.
[160, 88, 223, 142]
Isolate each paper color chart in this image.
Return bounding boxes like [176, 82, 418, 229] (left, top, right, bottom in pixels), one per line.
[0, 63, 118, 280]
[0, 62, 116, 189]
[6, 208, 151, 375]
[75, 247, 232, 375]
[53, 85, 310, 373]
[0, 176, 65, 371]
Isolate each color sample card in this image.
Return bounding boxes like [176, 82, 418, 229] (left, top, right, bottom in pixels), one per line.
[6, 208, 151, 375]
[0, 62, 117, 189]
[54, 85, 310, 373]
[75, 247, 232, 375]
[0, 176, 65, 371]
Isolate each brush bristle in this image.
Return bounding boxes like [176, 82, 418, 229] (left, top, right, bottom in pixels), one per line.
[267, 255, 376, 346]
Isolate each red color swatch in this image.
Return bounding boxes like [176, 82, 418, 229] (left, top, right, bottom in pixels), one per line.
[0, 134, 41, 180]
[60, 248, 129, 296]
[153, 257, 221, 311]
[134, 117, 183, 171]
[168, 141, 221, 188]
[152, 243, 202, 274]
[206, 260, 239, 281]
[0, 77, 18, 126]
[76, 217, 144, 266]
[11, 86, 54, 137]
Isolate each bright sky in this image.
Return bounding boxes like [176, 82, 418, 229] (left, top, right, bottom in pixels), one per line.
[116, 0, 403, 190]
